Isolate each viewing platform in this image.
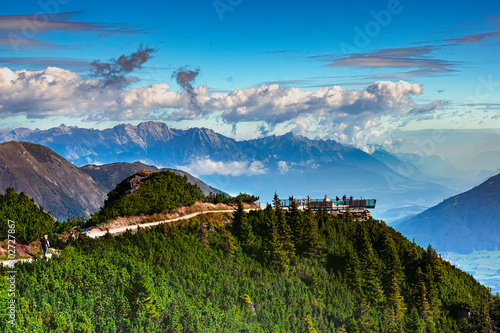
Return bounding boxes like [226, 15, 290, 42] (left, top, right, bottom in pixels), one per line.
[257, 197, 376, 211]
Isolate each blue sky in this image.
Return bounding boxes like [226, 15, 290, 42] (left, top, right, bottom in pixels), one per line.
[0, 0, 499, 149]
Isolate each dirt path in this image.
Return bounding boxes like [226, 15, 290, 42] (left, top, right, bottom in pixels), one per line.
[87, 209, 247, 238]
[1, 207, 257, 266]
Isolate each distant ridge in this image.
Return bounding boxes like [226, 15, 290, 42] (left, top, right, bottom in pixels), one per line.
[0, 143, 228, 220]
[0, 121, 453, 211]
[80, 161, 226, 196]
[0, 121, 396, 168]
[397, 173, 500, 253]
[0, 141, 106, 220]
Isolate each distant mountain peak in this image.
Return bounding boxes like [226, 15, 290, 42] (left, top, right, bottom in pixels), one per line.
[137, 121, 171, 131]
[281, 131, 295, 139]
[0, 141, 106, 220]
[398, 171, 500, 253]
[57, 124, 73, 135]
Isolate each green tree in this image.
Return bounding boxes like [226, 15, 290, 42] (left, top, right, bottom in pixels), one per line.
[287, 199, 304, 249]
[233, 201, 255, 247]
[276, 200, 295, 260]
[354, 223, 385, 307]
[263, 212, 289, 271]
[381, 230, 406, 332]
[416, 267, 435, 333]
[0, 188, 54, 243]
[302, 203, 320, 257]
[126, 268, 159, 318]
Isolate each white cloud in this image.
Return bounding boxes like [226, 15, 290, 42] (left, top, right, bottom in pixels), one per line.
[0, 66, 186, 120]
[180, 157, 267, 177]
[277, 160, 289, 174]
[0, 66, 448, 148]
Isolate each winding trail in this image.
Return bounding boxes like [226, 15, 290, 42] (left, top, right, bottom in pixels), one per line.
[87, 208, 247, 238]
[1, 208, 254, 266]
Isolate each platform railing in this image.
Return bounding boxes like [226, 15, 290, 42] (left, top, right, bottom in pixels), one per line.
[255, 198, 376, 210]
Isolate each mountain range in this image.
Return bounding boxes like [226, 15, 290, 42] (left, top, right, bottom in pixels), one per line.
[0, 122, 454, 212]
[0, 142, 223, 220]
[2, 124, 499, 254]
[397, 173, 500, 253]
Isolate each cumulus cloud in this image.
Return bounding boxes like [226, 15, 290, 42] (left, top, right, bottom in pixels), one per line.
[277, 161, 289, 174]
[0, 66, 184, 120]
[180, 157, 267, 177]
[0, 63, 447, 148]
[191, 80, 426, 131]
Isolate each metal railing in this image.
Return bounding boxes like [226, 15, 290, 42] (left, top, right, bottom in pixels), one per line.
[256, 198, 376, 210]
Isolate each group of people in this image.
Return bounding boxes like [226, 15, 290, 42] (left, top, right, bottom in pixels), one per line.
[288, 195, 309, 206]
[285, 194, 360, 206]
[323, 194, 356, 204]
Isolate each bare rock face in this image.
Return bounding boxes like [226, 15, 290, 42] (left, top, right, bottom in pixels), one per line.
[104, 170, 154, 205]
[122, 170, 154, 196]
[0, 141, 107, 220]
[80, 162, 225, 196]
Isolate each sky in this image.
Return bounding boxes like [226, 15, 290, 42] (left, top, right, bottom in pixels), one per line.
[0, 0, 499, 151]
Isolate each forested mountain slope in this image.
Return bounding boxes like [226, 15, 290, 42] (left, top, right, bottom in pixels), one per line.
[2, 197, 499, 332]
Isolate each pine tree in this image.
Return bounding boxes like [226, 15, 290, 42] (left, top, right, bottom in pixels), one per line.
[425, 244, 443, 284]
[354, 223, 385, 307]
[127, 269, 159, 318]
[405, 306, 426, 333]
[303, 203, 320, 257]
[416, 267, 435, 332]
[233, 200, 255, 247]
[264, 209, 289, 271]
[423, 263, 441, 322]
[492, 292, 500, 325]
[273, 192, 281, 209]
[220, 228, 237, 256]
[381, 230, 406, 331]
[276, 200, 295, 259]
[287, 199, 304, 250]
[470, 289, 495, 333]
[346, 250, 365, 298]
